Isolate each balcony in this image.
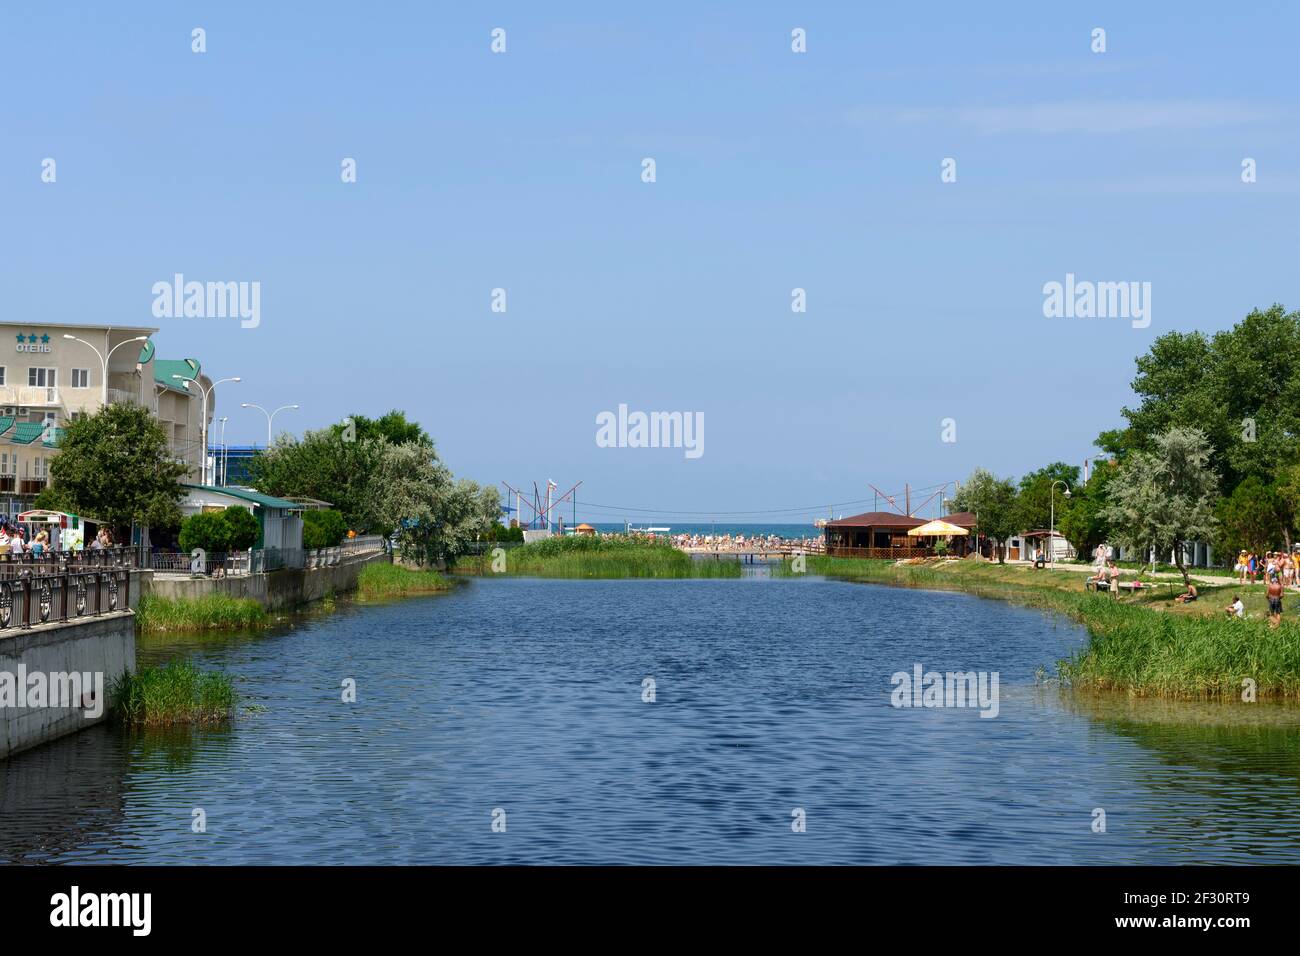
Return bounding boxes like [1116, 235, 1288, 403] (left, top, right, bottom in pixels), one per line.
[0, 385, 62, 408]
[18, 477, 47, 496]
[0, 475, 13, 493]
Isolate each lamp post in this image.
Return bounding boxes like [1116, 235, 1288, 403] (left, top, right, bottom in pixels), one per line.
[1050, 480, 1071, 570]
[173, 374, 241, 485]
[217, 416, 229, 485]
[61, 334, 150, 406]
[242, 402, 299, 446]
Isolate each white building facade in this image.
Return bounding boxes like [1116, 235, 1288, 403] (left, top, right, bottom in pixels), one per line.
[0, 322, 215, 516]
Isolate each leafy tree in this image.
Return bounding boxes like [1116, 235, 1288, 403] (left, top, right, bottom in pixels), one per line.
[1213, 476, 1289, 556]
[45, 403, 187, 533]
[1101, 427, 1219, 586]
[486, 522, 524, 542]
[248, 428, 382, 528]
[348, 410, 429, 446]
[303, 509, 348, 549]
[1012, 462, 1080, 534]
[1272, 464, 1300, 550]
[179, 512, 232, 554]
[1099, 304, 1300, 490]
[371, 443, 498, 567]
[222, 505, 261, 551]
[1057, 460, 1118, 558]
[950, 468, 1019, 563]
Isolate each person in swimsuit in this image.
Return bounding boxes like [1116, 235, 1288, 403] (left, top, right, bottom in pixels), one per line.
[1268, 572, 1285, 628]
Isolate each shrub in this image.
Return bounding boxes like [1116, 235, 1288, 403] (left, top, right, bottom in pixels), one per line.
[222, 505, 260, 551]
[303, 509, 348, 549]
[178, 512, 232, 554]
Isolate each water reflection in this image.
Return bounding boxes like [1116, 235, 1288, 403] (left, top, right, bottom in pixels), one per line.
[0, 576, 1297, 864]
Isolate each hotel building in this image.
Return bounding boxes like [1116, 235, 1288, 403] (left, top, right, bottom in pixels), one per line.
[0, 321, 215, 516]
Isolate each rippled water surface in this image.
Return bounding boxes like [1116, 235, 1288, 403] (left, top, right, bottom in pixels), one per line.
[3, 574, 1300, 864]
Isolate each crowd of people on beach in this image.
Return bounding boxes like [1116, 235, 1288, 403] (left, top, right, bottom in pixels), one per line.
[669, 532, 823, 552]
[1084, 541, 1299, 628]
[1234, 549, 1300, 586]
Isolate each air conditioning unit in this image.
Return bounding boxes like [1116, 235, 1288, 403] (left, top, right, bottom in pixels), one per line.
[18, 407, 28, 416]
[3, 407, 13, 416]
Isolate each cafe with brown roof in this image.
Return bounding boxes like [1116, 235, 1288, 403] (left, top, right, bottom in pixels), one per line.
[823, 511, 978, 559]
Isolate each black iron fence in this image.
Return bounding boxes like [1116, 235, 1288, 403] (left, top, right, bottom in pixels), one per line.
[139, 537, 388, 576]
[0, 548, 135, 629]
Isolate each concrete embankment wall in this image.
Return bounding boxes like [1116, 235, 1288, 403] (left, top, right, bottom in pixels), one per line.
[0, 612, 135, 761]
[140, 550, 390, 612]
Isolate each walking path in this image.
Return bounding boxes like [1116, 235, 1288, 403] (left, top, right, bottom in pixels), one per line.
[1009, 560, 1254, 588]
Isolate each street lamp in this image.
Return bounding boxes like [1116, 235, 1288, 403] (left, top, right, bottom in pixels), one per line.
[242, 402, 300, 446]
[62, 334, 150, 406]
[1050, 480, 1071, 570]
[217, 416, 229, 485]
[173, 373, 241, 485]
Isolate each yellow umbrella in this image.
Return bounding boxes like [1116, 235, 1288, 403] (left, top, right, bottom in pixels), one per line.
[907, 520, 970, 537]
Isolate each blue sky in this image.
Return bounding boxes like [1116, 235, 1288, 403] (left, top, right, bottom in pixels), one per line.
[2, 2, 1297, 524]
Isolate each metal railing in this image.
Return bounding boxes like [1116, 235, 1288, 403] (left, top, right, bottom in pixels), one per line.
[0, 546, 139, 577]
[0, 549, 135, 629]
[139, 538, 385, 577]
[141, 550, 251, 577]
[340, 535, 385, 552]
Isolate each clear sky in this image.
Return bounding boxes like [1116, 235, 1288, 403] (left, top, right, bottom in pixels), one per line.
[2, 2, 1297, 524]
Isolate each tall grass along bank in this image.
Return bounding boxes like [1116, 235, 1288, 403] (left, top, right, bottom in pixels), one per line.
[357, 562, 454, 597]
[787, 556, 1300, 700]
[112, 661, 238, 727]
[136, 594, 268, 634]
[458, 535, 742, 579]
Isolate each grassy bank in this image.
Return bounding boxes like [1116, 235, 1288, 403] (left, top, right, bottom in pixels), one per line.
[457, 535, 743, 579]
[135, 594, 268, 634]
[785, 556, 1300, 700]
[111, 661, 239, 727]
[357, 562, 454, 597]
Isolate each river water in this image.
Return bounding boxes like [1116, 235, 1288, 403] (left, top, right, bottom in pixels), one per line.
[3, 573, 1299, 864]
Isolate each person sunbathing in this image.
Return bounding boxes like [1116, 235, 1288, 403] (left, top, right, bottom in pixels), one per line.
[1174, 583, 1198, 604]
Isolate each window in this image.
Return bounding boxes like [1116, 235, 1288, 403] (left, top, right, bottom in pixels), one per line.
[0, 367, 5, 386]
[71, 368, 89, 388]
[27, 367, 56, 388]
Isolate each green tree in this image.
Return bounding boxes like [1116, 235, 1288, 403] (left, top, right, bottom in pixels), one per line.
[302, 509, 348, 549]
[222, 505, 261, 551]
[1057, 461, 1118, 558]
[179, 512, 232, 554]
[1213, 476, 1289, 556]
[950, 468, 1019, 563]
[1012, 462, 1080, 534]
[1101, 427, 1219, 586]
[248, 428, 382, 528]
[370, 443, 499, 567]
[348, 410, 429, 446]
[1099, 304, 1300, 490]
[45, 403, 187, 532]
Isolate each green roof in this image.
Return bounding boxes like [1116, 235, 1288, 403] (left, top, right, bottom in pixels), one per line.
[0, 417, 13, 437]
[154, 358, 201, 394]
[182, 484, 304, 511]
[11, 422, 46, 445]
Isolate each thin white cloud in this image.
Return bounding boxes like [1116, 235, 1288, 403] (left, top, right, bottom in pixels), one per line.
[857, 100, 1284, 134]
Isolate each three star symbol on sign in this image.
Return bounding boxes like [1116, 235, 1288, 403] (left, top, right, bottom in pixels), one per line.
[14, 334, 51, 343]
